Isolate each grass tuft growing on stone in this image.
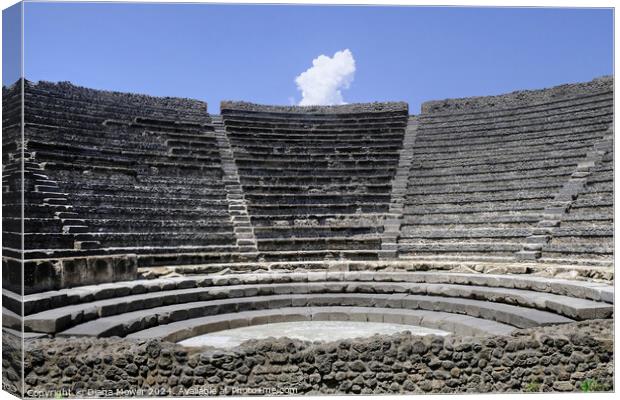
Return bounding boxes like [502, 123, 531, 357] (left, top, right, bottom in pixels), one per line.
[580, 379, 607, 392]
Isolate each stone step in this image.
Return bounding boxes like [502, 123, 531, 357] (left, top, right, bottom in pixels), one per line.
[227, 127, 406, 137]
[255, 249, 383, 262]
[74, 241, 100, 250]
[1, 307, 22, 331]
[238, 246, 259, 253]
[397, 254, 518, 264]
[526, 235, 549, 244]
[11, 270, 613, 318]
[522, 243, 543, 251]
[406, 179, 569, 196]
[55, 211, 80, 219]
[125, 307, 515, 342]
[409, 159, 581, 179]
[233, 155, 400, 163]
[17, 245, 243, 262]
[552, 227, 612, 237]
[406, 190, 556, 205]
[19, 231, 234, 247]
[400, 227, 531, 239]
[233, 226, 254, 234]
[256, 237, 381, 251]
[404, 213, 540, 225]
[62, 225, 90, 234]
[408, 168, 574, 187]
[53, 290, 574, 338]
[515, 250, 540, 261]
[34, 185, 62, 193]
[42, 197, 69, 206]
[398, 241, 522, 253]
[538, 256, 613, 268]
[381, 243, 399, 252]
[416, 117, 611, 145]
[403, 203, 547, 217]
[541, 244, 612, 256]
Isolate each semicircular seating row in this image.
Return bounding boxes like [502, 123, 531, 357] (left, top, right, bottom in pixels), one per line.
[3, 272, 613, 344]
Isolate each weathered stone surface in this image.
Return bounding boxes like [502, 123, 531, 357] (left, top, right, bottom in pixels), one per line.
[15, 271, 613, 336]
[21, 319, 613, 395]
[221, 101, 408, 114]
[3, 75, 615, 397]
[398, 76, 613, 266]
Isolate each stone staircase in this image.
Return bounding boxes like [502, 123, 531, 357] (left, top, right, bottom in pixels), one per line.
[381, 116, 418, 259]
[517, 126, 614, 262]
[5, 147, 101, 252]
[211, 115, 259, 256]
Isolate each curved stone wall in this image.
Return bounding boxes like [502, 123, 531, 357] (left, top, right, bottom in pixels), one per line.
[2, 329, 23, 397]
[33, 80, 209, 118]
[220, 100, 408, 114]
[421, 76, 612, 114]
[22, 320, 613, 395]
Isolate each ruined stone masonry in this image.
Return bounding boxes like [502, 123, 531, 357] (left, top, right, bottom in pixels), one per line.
[1, 76, 614, 396]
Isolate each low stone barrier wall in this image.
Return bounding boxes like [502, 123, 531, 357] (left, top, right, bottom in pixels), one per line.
[4, 255, 138, 295]
[31, 80, 209, 116]
[421, 75, 612, 114]
[23, 320, 613, 396]
[220, 100, 408, 114]
[2, 330, 23, 397]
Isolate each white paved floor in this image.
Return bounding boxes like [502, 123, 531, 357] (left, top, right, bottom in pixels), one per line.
[178, 321, 449, 348]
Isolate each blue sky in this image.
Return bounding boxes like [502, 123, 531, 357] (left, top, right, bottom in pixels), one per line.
[3, 2, 614, 113]
[2, 2, 21, 85]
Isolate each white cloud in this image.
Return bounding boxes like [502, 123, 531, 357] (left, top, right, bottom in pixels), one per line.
[295, 49, 356, 106]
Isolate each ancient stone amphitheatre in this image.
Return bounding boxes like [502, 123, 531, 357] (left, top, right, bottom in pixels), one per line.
[1, 76, 614, 395]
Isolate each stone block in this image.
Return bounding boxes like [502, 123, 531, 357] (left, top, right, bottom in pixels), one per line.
[515, 251, 539, 261]
[23, 255, 138, 294]
[382, 311, 403, 324]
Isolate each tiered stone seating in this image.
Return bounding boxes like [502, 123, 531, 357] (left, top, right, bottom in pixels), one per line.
[6, 81, 247, 293]
[399, 77, 613, 266]
[4, 271, 612, 342]
[221, 101, 408, 261]
[2, 77, 613, 299]
[2, 78, 615, 380]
